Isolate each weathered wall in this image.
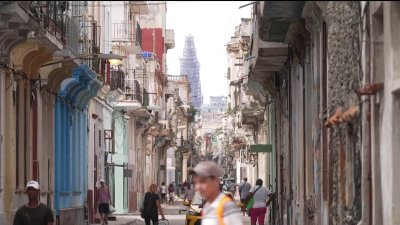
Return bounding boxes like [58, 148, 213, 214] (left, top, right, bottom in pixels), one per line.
[379, 2, 400, 225]
[326, 2, 361, 225]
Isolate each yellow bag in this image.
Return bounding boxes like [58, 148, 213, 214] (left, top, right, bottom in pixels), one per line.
[216, 196, 232, 225]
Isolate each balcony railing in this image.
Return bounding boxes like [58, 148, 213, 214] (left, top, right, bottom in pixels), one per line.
[124, 79, 142, 102]
[165, 29, 175, 49]
[112, 22, 134, 42]
[167, 75, 188, 82]
[64, 15, 80, 54]
[28, 1, 67, 42]
[112, 22, 142, 48]
[110, 70, 126, 92]
[110, 69, 149, 106]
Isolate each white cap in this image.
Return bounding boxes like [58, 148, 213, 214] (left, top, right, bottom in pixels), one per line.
[100, 179, 105, 183]
[26, 181, 40, 190]
[189, 161, 224, 178]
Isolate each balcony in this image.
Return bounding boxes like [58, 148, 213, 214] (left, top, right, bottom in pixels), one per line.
[110, 69, 149, 107]
[110, 70, 125, 90]
[167, 75, 188, 82]
[128, 1, 150, 15]
[64, 15, 80, 54]
[112, 22, 135, 42]
[110, 70, 141, 101]
[260, 1, 305, 42]
[112, 22, 142, 54]
[28, 1, 68, 43]
[165, 29, 175, 50]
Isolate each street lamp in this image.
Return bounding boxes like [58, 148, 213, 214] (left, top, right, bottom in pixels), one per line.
[98, 53, 123, 66]
[41, 51, 124, 86]
[42, 51, 123, 67]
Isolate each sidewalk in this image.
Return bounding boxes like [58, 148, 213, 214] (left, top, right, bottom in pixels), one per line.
[90, 217, 141, 225]
[90, 199, 187, 225]
[91, 196, 253, 225]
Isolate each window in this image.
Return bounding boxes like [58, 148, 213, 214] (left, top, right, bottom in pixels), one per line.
[104, 129, 114, 153]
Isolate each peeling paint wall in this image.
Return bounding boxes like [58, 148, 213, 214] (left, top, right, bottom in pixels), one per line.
[325, 2, 361, 225]
[250, 1, 400, 225]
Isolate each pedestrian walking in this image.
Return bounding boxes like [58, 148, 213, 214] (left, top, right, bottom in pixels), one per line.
[97, 179, 112, 225]
[168, 184, 175, 204]
[190, 161, 243, 225]
[246, 179, 274, 225]
[184, 183, 196, 205]
[13, 181, 54, 225]
[182, 180, 188, 194]
[177, 182, 181, 196]
[140, 184, 166, 225]
[238, 177, 252, 215]
[160, 182, 167, 204]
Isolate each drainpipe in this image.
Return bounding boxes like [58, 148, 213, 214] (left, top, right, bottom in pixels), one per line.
[152, 29, 156, 55]
[254, 123, 259, 178]
[106, 60, 111, 85]
[358, 5, 371, 225]
[287, 45, 293, 223]
[100, 59, 105, 82]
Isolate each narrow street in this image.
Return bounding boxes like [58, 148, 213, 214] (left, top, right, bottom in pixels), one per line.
[101, 199, 253, 225]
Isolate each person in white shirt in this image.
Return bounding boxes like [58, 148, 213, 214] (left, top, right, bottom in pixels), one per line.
[160, 182, 167, 204]
[190, 161, 243, 225]
[247, 179, 274, 225]
[238, 177, 252, 215]
[184, 183, 196, 205]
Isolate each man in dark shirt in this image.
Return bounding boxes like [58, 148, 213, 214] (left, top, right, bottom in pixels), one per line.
[13, 181, 54, 225]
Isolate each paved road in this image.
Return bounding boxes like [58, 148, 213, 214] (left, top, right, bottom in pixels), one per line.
[113, 214, 251, 225]
[104, 197, 252, 225]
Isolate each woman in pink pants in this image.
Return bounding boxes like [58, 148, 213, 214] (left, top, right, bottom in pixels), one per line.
[247, 179, 274, 225]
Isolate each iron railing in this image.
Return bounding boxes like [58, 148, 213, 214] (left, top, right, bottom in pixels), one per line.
[59, 207, 85, 225]
[110, 69, 149, 106]
[167, 75, 188, 82]
[112, 22, 134, 42]
[28, 1, 68, 42]
[165, 29, 175, 48]
[124, 79, 142, 102]
[64, 15, 80, 54]
[110, 70, 125, 91]
[112, 21, 142, 47]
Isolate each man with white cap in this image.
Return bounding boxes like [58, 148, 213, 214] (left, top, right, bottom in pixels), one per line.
[13, 181, 54, 225]
[190, 161, 243, 225]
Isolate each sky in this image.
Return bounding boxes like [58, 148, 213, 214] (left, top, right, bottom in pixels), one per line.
[166, 1, 252, 104]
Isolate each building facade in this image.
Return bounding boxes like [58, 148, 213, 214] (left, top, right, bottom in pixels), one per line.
[0, 1, 105, 224]
[0, 1, 177, 224]
[165, 75, 192, 184]
[226, 1, 400, 225]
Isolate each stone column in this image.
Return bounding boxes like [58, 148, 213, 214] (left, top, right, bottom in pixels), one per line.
[182, 152, 190, 182]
